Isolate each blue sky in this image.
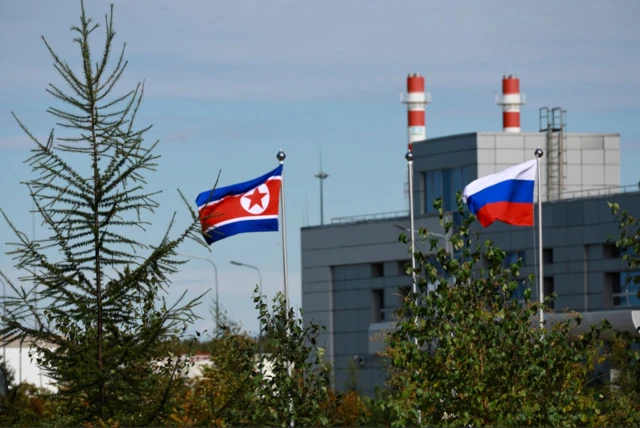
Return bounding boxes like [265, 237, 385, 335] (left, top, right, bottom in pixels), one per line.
[1, 0, 639, 337]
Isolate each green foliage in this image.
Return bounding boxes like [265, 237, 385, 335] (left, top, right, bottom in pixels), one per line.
[171, 322, 257, 426]
[608, 201, 640, 283]
[0, 383, 56, 427]
[172, 287, 370, 427]
[606, 201, 640, 424]
[244, 286, 333, 426]
[384, 194, 615, 426]
[0, 2, 205, 425]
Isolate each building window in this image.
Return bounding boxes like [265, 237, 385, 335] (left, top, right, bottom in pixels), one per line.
[424, 170, 442, 214]
[424, 167, 472, 215]
[503, 251, 525, 268]
[397, 260, 411, 276]
[426, 255, 449, 279]
[603, 243, 621, 259]
[461, 166, 471, 189]
[442, 169, 452, 211]
[511, 279, 527, 301]
[371, 263, 384, 278]
[371, 289, 385, 322]
[452, 168, 462, 207]
[612, 271, 640, 307]
[543, 248, 554, 264]
[544, 277, 555, 310]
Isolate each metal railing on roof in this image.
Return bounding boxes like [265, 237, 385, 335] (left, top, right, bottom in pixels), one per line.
[552, 184, 640, 202]
[328, 185, 639, 226]
[331, 210, 409, 225]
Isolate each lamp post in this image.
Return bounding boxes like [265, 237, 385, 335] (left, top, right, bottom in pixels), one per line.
[230, 261, 263, 354]
[393, 224, 453, 257]
[177, 253, 219, 335]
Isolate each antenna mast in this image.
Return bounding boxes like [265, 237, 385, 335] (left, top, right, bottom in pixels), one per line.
[314, 148, 329, 225]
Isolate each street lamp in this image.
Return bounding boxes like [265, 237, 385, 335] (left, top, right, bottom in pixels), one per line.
[177, 253, 219, 336]
[393, 224, 453, 257]
[230, 260, 263, 354]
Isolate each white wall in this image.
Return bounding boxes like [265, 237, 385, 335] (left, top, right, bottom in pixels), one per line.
[2, 344, 56, 392]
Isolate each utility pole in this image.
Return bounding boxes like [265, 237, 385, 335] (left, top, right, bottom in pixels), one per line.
[314, 148, 329, 225]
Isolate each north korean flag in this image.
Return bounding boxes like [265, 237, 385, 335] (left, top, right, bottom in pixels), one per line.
[196, 165, 282, 244]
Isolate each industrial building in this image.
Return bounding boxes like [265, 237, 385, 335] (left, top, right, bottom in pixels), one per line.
[300, 74, 640, 397]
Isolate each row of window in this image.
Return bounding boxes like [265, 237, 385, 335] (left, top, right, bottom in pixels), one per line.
[370, 270, 640, 323]
[424, 167, 472, 214]
[369, 247, 630, 282]
[502, 249, 554, 267]
[512, 278, 555, 309]
[375, 246, 625, 277]
[371, 261, 409, 278]
[366, 243, 638, 321]
[370, 277, 556, 323]
[376, 249, 550, 277]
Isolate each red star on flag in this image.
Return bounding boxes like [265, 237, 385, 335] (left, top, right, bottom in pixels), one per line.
[245, 188, 266, 209]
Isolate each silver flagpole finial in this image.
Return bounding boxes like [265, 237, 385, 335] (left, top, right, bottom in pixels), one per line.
[405, 150, 414, 162]
[277, 149, 286, 163]
[534, 147, 544, 158]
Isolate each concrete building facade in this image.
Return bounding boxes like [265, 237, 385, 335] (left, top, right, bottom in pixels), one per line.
[301, 131, 639, 397]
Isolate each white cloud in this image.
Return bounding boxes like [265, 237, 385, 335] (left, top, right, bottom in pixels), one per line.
[1, 0, 638, 107]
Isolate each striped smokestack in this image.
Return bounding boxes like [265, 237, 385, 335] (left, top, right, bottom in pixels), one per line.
[496, 74, 525, 132]
[403, 73, 430, 151]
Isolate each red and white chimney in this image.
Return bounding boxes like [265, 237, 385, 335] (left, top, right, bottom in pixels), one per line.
[402, 73, 431, 151]
[496, 74, 525, 132]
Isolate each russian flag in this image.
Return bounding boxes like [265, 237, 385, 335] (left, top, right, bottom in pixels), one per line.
[196, 165, 282, 244]
[462, 160, 536, 228]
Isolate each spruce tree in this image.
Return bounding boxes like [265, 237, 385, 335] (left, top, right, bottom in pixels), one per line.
[0, 2, 205, 425]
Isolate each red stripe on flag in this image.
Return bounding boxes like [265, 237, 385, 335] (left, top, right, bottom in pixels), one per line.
[199, 179, 281, 232]
[476, 201, 533, 228]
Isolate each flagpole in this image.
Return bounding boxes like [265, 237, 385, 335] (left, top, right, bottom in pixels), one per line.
[277, 149, 294, 427]
[406, 149, 422, 426]
[406, 150, 418, 312]
[277, 150, 290, 311]
[535, 147, 544, 329]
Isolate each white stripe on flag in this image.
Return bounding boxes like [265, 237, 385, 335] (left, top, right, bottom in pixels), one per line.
[462, 159, 536, 202]
[198, 176, 282, 211]
[204, 215, 279, 233]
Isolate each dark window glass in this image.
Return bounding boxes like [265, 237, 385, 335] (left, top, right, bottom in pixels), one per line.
[504, 251, 525, 267]
[371, 263, 384, 278]
[442, 169, 452, 211]
[371, 289, 385, 322]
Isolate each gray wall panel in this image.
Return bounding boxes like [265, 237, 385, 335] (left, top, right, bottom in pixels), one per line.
[605, 165, 621, 186]
[605, 150, 620, 165]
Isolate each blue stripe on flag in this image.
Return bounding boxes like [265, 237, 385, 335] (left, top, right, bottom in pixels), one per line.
[466, 179, 534, 215]
[196, 165, 283, 208]
[202, 218, 279, 244]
